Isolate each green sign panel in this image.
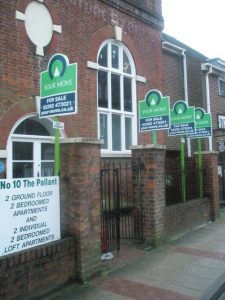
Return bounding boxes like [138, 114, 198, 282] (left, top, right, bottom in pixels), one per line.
[169, 100, 195, 136]
[40, 53, 77, 118]
[188, 108, 212, 138]
[139, 90, 170, 132]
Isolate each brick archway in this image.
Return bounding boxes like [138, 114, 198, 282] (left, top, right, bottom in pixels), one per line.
[87, 25, 144, 75]
[0, 98, 36, 148]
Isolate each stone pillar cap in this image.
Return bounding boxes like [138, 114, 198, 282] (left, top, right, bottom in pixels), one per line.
[132, 144, 166, 150]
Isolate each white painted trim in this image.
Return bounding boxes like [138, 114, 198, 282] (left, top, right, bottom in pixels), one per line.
[36, 45, 44, 56]
[162, 41, 186, 53]
[101, 153, 131, 158]
[60, 137, 102, 144]
[136, 75, 146, 83]
[15, 11, 26, 21]
[0, 150, 7, 159]
[132, 144, 166, 150]
[114, 25, 122, 41]
[53, 25, 62, 33]
[218, 78, 225, 96]
[87, 61, 99, 70]
[35, 96, 40, 115]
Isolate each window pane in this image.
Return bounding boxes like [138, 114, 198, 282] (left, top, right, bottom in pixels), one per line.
[14, 119, 50, 136]
[112, 114, 121, 151]
[112, 44, 119, 69]
[124, 77, 132, 112]
[125, 118, 132, 150]
[100, 114, 108, 149]
[41, 162, 54, 177]
[41, 143, 54, 160]
[123, 51, 131, 74]
[111, 74, 120, 110]
[13, 142, 33, 160]
[98, 44, 108, 67]
[13, 162, 33, 178]
[98, 71, 108, 108]
[220, 80, 225, 96]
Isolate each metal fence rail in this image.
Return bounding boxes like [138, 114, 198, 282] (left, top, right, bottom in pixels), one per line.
[100, 162, 143, 253]
[165, 167, 206, 206]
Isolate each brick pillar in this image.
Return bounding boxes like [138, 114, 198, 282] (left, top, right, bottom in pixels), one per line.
[132, 145, 166, 247]
[201, 151, 220, 220]
[60, 138, 102, 282]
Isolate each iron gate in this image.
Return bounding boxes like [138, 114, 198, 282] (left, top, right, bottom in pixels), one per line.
[100, 162, 143, 253]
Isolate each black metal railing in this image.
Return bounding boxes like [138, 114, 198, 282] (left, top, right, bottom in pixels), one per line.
[165, 167, 206, 206]
[100, 161, 143, 253]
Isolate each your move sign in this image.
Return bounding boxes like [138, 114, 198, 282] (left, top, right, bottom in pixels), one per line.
[40, 53, 77, 118]
[188, 108, 212, 139]
[169, 100, 195, 136]
[139, 89, 170, 132]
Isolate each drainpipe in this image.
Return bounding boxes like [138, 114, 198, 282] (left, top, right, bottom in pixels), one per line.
[205, 65, 213, 151]
[181, 50, 191, 157]
[162, 41, 191, 156]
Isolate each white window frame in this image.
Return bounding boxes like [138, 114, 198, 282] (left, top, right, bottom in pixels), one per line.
[97, 39, 137, 156]
[219, 78, 225, 96]
[9, 135, 55, 178]
[6, 114, 59, 179]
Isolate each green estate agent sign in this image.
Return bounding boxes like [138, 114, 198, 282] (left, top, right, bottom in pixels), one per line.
[40, 53, 77, 118]
[139, 90, 170, 132]
[169, 100, 195, 136]
[187, 108, 212, 139]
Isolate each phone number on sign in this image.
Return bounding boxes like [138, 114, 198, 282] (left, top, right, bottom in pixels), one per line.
[43, 101, 72, 110]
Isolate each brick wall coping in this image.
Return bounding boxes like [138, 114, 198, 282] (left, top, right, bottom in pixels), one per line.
[60, 137, 102, 145]
[100, 0, 163, 30]
[194, 151, 219, 155]
[132, 144, 166, 150]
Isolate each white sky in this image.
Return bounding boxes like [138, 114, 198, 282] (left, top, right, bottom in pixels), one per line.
[162, 0, 225, 60]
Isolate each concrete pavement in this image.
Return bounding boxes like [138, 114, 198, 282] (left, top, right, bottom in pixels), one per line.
[44, 211, 225, 300]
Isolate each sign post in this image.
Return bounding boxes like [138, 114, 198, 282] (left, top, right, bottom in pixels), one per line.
[40, 53, 78, 176]
[54, 116, 60, 176]
[139, 89, 170, 144]
[187, 108, 212, 198]
[169, 100, 196, 203]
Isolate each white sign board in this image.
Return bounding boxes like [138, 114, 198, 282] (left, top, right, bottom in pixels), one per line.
[53, 121, 64, 130]
[0, 177, 60, 257]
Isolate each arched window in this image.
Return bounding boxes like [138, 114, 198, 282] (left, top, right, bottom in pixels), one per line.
[97, 40, 137, 154]
[7, 115, 56, 178]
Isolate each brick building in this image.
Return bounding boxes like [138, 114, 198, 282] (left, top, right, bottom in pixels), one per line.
[162, 33, 225, 204]
[0, 0, 167, 299]
[0, 0, 164, 180]
[0, 1, 222, 298]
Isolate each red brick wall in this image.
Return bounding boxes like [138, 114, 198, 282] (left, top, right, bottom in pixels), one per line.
[60, 139, 102, 282]
[162, 47, 207, 153]
[163, 50, 184, 100]
[186, 56, 204, 108]
[205, 74, 225, 151]
[0, 238, 75, 300]
[201, 152, 220, 220]
[165, 198, 210, 239]
[0, 0, 164, 296]
[0, 0, 164, 148]
[163, 50, 184, 150]
[132, 145, 166, 246]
